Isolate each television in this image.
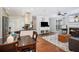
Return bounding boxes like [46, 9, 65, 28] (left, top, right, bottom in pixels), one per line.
[41, 22, 49, 27]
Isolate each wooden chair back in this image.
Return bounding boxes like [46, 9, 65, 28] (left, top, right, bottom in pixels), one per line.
[32, 31, 38, 41]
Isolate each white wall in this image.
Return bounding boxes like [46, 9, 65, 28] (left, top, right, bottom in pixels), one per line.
[9, 16, 25, 32]
[9, 15, 51, 34]
[49, 17, 56, 32]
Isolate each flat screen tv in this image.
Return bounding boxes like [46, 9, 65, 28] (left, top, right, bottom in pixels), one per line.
[41, 22, 49, 27]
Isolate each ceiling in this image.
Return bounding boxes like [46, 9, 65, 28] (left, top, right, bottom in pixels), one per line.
[4, 7, 79, 17]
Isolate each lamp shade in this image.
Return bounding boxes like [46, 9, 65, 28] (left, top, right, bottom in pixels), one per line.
[24, 12, 32, 24]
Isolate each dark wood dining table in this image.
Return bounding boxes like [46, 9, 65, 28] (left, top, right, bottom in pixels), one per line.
[0, 35, 36, 52]
[17, 36, 36, 52]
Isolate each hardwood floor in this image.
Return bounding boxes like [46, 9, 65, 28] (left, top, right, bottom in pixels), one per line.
[36, 37, 64, 52]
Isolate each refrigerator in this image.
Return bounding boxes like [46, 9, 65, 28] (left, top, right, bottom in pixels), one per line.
[2, 16, 8, 43]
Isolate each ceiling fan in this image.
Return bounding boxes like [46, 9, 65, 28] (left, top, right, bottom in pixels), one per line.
[58, 11, 67, 16]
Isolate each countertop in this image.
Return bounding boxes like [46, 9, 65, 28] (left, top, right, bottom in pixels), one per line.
[39, 32, 56, 37]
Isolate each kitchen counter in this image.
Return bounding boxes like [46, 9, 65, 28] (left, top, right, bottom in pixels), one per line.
[39, 32, 56, 37]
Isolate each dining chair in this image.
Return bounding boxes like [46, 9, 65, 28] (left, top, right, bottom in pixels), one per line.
[19, 31, 38, 52]
[32, 31, 38, 52]
[32, 31, 38, 41]
[0, 41, 18, 52]
[20, 30, 33, 37]
[20, 30, 38, 41]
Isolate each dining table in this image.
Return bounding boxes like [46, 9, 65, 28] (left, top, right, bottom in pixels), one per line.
[0, 35, 36, 52]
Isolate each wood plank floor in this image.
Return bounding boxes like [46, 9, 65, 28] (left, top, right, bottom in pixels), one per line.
[36, 37, 64, 52]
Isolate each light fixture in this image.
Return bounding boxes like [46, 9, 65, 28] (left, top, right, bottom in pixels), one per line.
[24, 12, 32, 30]
[24, 12, 31, 24]
[58, 11, 67, 16]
